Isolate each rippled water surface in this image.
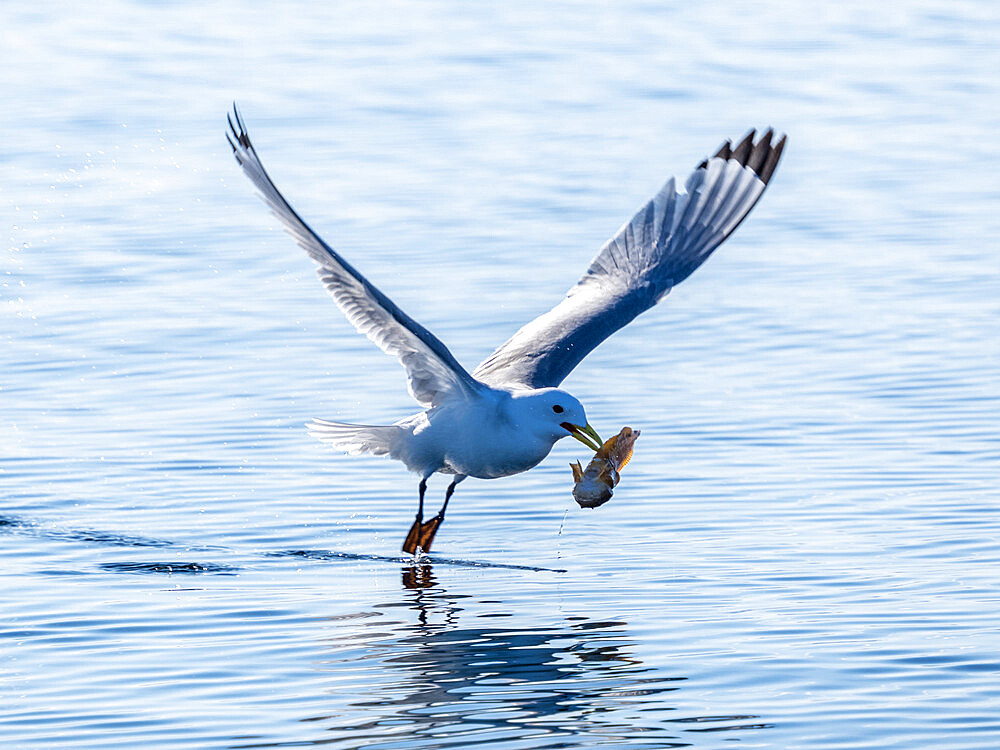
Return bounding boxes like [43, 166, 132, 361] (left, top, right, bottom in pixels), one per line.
[4, 2, 1000, 748]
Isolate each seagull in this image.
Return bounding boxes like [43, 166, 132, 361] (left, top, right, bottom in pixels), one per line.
[227, 106, 785, 554]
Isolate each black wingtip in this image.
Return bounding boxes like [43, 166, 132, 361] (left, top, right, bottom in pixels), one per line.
[758, 132, 786, 185]
[703, 128, 786, 186]
[226, 103, 254, 152]
[747, 127, 774, 173]
[233, 103, 246, 134]
[731, 130, 755, 165]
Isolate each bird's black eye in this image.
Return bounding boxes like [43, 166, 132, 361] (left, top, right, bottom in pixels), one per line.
[552, 404, 564, 414]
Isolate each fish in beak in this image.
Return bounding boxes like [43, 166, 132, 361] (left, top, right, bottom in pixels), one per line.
[570, 426, 641, 508]
[561, 421, 603, 452]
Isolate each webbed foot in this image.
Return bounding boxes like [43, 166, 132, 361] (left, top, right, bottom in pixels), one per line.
[402, 513, 444, 555]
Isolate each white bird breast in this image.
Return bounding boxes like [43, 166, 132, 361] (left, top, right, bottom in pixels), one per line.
[408, 399, 558, 480]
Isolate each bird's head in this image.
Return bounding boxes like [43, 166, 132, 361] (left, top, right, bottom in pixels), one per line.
[509, 388, 603, 451]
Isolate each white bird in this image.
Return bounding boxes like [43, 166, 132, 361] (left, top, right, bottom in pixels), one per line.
[227, 106, 785, 554]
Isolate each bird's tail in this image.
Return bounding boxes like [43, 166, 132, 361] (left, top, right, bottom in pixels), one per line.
[307, 418, 400, 457]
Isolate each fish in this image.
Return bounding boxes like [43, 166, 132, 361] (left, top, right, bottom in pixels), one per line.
[570, 426, 640, 508]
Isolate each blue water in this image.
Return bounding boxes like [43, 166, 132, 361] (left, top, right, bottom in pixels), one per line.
[3, 2, 1000, 748]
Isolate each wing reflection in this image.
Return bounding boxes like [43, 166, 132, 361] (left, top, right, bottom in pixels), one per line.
[302, 567, 700, 748]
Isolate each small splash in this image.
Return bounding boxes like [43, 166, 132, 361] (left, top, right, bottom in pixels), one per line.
[557, 508, 569, 536]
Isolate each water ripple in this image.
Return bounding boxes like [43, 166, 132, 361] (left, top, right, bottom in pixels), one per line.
[4, 1, 1000, 747]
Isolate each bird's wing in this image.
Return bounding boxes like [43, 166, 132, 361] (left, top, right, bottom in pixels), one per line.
[473, 129, 786, 389]
[227, 106, 482, 408]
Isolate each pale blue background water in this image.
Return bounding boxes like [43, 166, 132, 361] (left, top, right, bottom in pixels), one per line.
[3, 2, 999, 748]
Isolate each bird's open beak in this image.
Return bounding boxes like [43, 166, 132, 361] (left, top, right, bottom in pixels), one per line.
[561, 422, 603, 452]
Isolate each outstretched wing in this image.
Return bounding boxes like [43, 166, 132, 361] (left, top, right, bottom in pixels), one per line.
[227, 106, 482, 408]
[473, 129, 786, 389]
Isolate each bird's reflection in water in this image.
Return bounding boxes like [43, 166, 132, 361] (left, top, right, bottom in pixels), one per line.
[401, 563, 437, 592]
[299, 564, 763, 748]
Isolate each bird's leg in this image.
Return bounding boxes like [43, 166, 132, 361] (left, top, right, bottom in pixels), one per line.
[416, 477, 427, 522]
[402, 476, 464, 556]
[402, 478, 429, 556]
[436, 476, 459, 522]
[415, 476, 464, 553]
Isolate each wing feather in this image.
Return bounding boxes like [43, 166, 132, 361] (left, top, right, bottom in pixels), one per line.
[473, 130, 786, 389]
[227, 106, 481, 407]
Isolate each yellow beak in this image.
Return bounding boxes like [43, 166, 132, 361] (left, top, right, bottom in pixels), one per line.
[561, 422, 603, 452]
